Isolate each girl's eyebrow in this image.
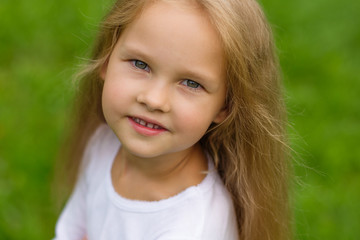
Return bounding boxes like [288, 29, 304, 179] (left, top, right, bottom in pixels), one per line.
[118, 44, 150, 60]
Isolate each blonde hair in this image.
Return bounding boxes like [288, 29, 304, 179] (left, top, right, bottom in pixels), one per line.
[59, 0, 291, 239]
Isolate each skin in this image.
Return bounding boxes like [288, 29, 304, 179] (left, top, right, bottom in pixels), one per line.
[101, 0, 227, 201]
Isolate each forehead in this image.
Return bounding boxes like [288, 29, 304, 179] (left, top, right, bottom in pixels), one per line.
[122, 0, 222, 52]
[116, 0, 225, 85]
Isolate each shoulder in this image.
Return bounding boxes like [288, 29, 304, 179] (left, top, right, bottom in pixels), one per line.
[81, 124, 120, 181]
[84, 124, 118, 157]
[197, 171, 239, 239]
[158, 166, 238, 239]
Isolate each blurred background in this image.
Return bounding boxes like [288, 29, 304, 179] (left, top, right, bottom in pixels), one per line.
[0, 0, 359, 239]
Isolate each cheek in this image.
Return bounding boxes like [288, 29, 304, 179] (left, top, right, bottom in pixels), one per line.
[102, 77, 133, 119]
[174, 104, 214, 138]
[102, 62, 137, 104]
[103, 82, 121, 108]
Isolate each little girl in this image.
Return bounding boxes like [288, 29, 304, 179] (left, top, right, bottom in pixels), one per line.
[54, 0, 290, 239]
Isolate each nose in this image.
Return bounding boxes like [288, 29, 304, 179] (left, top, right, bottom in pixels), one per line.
[136, 81, 171, 113]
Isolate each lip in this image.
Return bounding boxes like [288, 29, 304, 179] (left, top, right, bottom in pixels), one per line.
[128, 116, 168, 136]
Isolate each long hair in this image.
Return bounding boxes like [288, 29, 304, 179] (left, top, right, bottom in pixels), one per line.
[58, 0, 291, 239]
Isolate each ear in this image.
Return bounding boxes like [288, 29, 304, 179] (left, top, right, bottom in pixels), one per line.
[99, 59, 109, 81]
[213, 106, 228, 124]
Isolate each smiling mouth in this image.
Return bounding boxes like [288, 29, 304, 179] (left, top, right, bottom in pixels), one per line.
[131, 117, 165, 130]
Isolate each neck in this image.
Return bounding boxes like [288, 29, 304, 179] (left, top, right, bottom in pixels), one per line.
[111, 143, 208, 201]
[120, 143, 205, 179]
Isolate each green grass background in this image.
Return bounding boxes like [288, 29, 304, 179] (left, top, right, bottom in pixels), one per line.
[1, 0, 359, 239]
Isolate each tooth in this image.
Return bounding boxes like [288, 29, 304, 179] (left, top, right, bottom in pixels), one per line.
[140, 120, 146, 126]
[147, 123, 154, 128]
[154, 125, 159, 129]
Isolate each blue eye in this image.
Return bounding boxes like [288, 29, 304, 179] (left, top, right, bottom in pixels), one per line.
[181, 79, 201, 89]
[132, 60, 150, 72]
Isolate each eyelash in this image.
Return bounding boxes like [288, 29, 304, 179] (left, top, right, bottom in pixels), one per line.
[131, 59, 150, 72]
[180, 79, 202, 91]
[130, 59, 203, 91]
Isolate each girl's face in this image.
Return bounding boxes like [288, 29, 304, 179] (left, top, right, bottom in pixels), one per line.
[101, 1, 227, 159]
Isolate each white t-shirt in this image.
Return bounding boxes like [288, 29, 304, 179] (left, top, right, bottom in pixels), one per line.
[54, 124, 238, 240]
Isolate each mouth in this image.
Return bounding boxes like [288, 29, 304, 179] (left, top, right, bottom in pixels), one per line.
[128, 116, 169, 137]
[131, 117, 166, 130]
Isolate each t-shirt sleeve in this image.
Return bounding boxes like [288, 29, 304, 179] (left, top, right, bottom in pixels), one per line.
[53, 125, 106, 240]
[53, 171, 87, 240]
